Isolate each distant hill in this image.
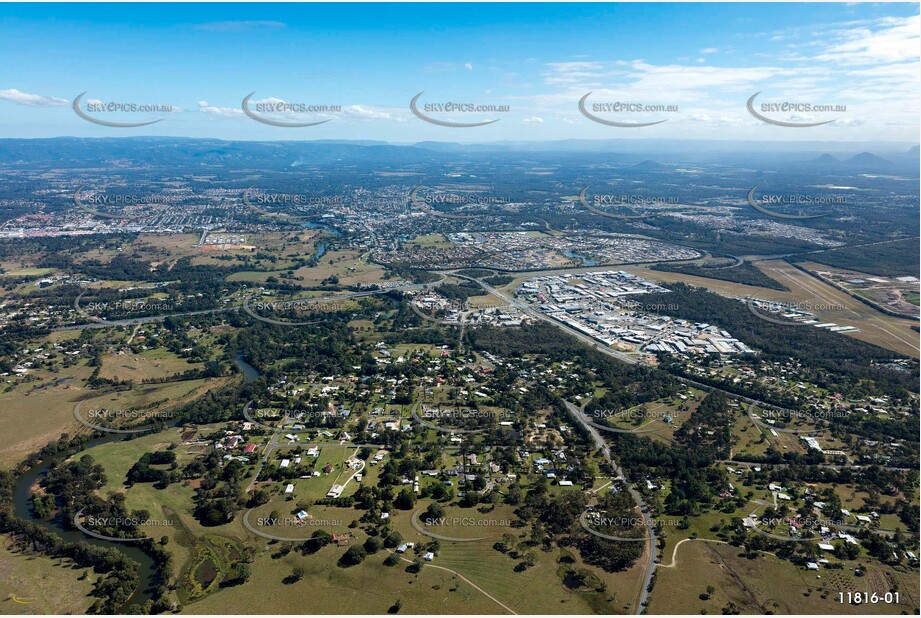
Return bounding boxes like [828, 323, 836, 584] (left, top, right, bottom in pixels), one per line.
[843, 152, 891, 167]
[810, 153, 839, 165]
[0, 137, 447, 168]
[632, 159, 668, 171]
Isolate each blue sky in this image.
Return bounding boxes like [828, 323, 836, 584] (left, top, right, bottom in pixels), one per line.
[0, 3, 918, 142]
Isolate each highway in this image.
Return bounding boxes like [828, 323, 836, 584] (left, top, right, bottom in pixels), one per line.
[56, 281, 432, 332]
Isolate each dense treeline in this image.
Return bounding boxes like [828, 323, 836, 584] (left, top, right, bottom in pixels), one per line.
[0, 234, 133, 259]
[436, 281, 488, 302]
[126, 451, 179, 487]
[470, 322, 680, 408]
[803, 238, 920, 277]
[651, 261, 788, 291]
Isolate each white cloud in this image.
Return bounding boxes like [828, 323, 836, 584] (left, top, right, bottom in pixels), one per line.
[815, 14, 920, 65]
[464, 63, 473, 71]
[198, 100, 243, 117]
[342, 105, 406, 121]
[522, 116, 544, 124]
[700, 47, 719, 54]
[0, 88, 68, 107]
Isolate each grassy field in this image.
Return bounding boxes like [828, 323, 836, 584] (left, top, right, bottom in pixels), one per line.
[0, 267, 54, 277]
[181, 540, 507, 614]
[79, 425, 252, 601]
[408, 234, 453, 249]
[648, 540, 919, 615]
[0, 364, 91, 468]
[293, 250, 387, 287]
[98, 347, 204, 382]
[227, 248, 387, 288]
[731, 412, 773, 458]
[134, 232, 316, 270]
[432, 538, 642, 614]
[75, 378, 225, 433]
[0, 536, 95, 615]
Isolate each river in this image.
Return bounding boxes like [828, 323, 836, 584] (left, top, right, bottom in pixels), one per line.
[233, 351, 260, 383]
[12, 432, 163, 610]
[12, 354, 262, 610]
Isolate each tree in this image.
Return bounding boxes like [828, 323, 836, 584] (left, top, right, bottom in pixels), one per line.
[384, 531, 403, 548]
[423, 502, 444, 523]
[394, 488, 415, 510]
[364, 536, 384, 554]
[338, 545, 367, 567]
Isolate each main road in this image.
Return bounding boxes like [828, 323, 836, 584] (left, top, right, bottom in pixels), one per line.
[56, 280, 435, 332]
[563, 400, 657, 614]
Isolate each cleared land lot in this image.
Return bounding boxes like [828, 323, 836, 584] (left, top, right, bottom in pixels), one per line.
[0, 367, 90, 468]
[181, 541, 507, 615]
[648, 540, 919, 615]
[98, 347, 204, 382]
[755, 260, 918, 357]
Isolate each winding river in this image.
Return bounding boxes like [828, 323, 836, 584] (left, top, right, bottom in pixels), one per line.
[12, 355, 263, 610]
[12, 432, 163, 609]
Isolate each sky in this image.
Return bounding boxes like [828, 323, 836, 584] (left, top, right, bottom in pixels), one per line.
[0, 2, 918, 143]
